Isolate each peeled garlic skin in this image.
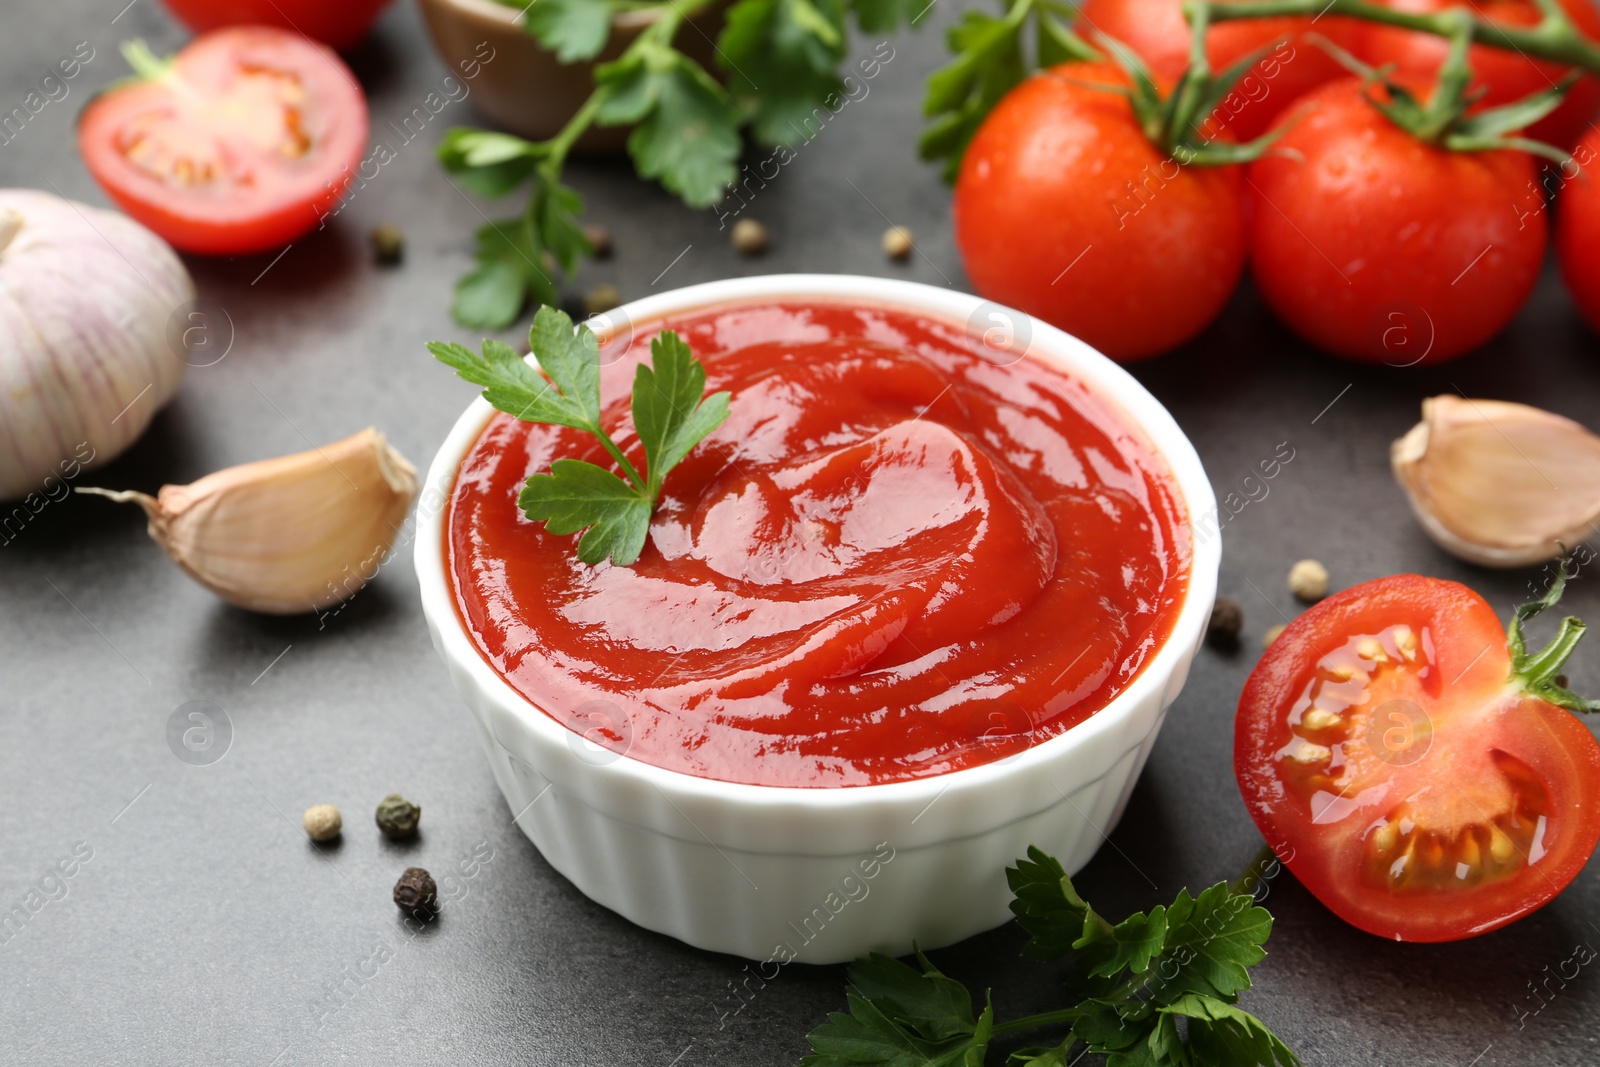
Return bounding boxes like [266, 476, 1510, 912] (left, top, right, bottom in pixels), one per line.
[87, 429, 418, 614]
[0, 190, 193, 500]
[1391, 395, 1600, 568]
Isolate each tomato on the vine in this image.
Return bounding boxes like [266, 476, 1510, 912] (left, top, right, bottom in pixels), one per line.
[78, 28, 369, 257]
[1247, 76, 1545, 364]
[1236, 573, 1600, 942]
[1558, 127, 1600, 331]
[1075, 0, 1356, 139]
[1354, 0, 1600, 150]
[953, 62, 1247, 362]
[160, 0, 395, 51]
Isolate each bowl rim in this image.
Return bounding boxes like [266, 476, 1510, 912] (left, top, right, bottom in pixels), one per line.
[415, 273, 1220, 811]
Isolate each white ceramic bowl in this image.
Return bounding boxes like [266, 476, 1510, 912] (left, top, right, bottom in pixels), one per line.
[415, 275, 1219, 964]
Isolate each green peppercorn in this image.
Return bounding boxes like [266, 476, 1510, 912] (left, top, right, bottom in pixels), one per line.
[375, 793, 421, 839]
[393, 867, 437, 913]
[369, 222, 404, 265]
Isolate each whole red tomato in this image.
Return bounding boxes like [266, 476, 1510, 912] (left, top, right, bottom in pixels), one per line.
[78, 27, 369, 256]
[161, 0, 395, 50]
[1075, 0, 1356, 139]
[1558, 127, 1600, 329]
[1247, 76, 1545, 364]
[953, 63, 1246, 362]
[1236, 574, 1600, 941]
[1354, 0, 1600, 150]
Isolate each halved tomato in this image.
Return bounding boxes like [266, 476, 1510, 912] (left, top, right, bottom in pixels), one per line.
[161, 0, 395, 51]
[78, 28, 369, 256]
[1235, 572, 1600, 941]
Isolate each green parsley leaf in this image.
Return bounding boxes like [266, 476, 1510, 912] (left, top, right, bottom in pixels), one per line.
[429, 308, 728, 566]
[808, 847, 1299, 1067]
[632, 330, 732, 498]
[1160, 994, 1302, 1067]
[718, 0, 847, 145]
[526, 304, 603, 429]
[519, 458, 652, 565]
[849, 0, 922, 34]
[846, 951, 986, 1042]
[524, 0, 616, 62]
[1007, 845, 1096, 962]
[1005, 1041, 1076, 1067]
[1153, 883, 1274, 1003]
[918, 9, 1027, 182]
[596, 42, 742, 206]
[453, 217, 552, 329]
[800, 953, 994, 1067]
[447, 171, 589, 330]
[438, 128, 541, 198]
[1077, 905, 1168, 980]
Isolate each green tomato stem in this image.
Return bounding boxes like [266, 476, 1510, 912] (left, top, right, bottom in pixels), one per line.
[1230, 841, 1283, 897]
[1189, 0, 1600, 74]
[1507, 554, 1600, 713]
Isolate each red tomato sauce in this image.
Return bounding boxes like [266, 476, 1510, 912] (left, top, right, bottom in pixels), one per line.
[447, 301, 1190, 787]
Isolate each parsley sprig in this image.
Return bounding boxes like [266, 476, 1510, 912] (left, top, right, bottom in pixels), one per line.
[442, 0, 925, 329]
[429, 305, 730, 565]
[800, 846, 1299, 1067]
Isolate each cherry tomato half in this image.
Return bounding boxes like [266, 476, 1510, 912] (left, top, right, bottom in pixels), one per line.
[161, 0, 395, 51]
[1247, 76, 1545, 364]
[1236, 575, 1600, 942]
[78, 27, 369, 256]
[953, 62, 1247, 362]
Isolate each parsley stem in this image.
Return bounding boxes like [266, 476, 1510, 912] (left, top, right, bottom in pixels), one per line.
[542, 88, 611, 173]
[1188, 0, 1600, 74]
[593, 429, 650, 500]
[989, 1008, 1081, 1037]
[531, 0, 713, 173]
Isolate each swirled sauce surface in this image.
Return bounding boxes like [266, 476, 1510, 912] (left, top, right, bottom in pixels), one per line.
[448, 302, 1189, 786]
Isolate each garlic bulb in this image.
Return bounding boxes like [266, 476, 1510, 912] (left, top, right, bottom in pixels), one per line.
[80, 428, 418, 614]
[0, 189, 194, 500]
[1391, 395, 1600, 568]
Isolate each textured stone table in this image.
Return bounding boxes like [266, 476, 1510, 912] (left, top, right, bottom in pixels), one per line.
[2, 0, 1598, 1063]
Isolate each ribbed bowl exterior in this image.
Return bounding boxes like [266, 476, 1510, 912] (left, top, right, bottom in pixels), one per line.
[416, 276, 1220, 964]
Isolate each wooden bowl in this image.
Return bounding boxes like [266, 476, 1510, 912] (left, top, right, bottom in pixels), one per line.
[417, 0, 725, 153]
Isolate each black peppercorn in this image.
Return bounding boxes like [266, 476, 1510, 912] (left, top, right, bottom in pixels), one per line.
[583, 224, 613, 259]
[375, 793, 421, 839]
[393, 867, 437, 913]
[1207, 597, 1243, 647]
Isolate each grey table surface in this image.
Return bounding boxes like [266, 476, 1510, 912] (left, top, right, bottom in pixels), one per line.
[4, 0, 1600, 1063]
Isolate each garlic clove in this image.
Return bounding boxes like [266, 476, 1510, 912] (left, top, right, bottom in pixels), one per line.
[80, 428, 418, 614]
[1391, 395, 1600, 568]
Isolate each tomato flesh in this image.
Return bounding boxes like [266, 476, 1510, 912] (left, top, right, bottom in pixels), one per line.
[78, 27, 369, 256]
[1236, 575, 1600, 941]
